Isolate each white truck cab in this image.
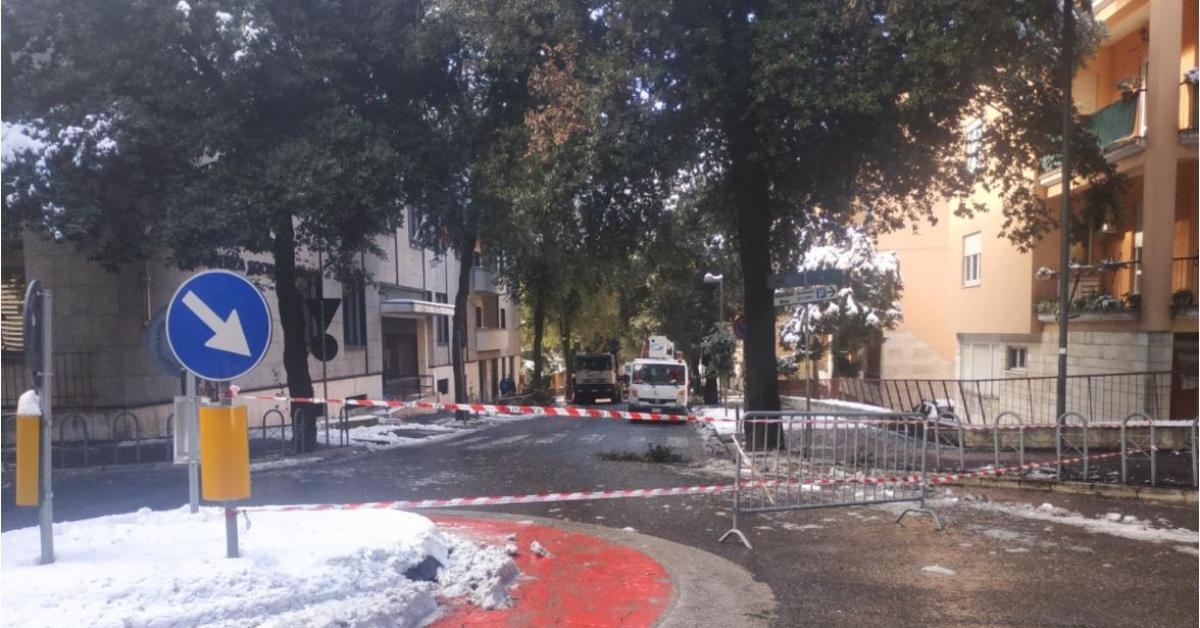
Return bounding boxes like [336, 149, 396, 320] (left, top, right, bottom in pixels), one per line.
[628, 350, 689, 415]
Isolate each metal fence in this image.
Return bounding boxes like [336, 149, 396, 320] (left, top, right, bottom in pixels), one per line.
[0, 403, 351, 470]
[1, 351, 97, 408]
[779, 372, 1175, 424]
[718, 411, 943, 549]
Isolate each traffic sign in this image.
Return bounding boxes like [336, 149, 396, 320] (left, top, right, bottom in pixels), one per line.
[23, 280, 44, 383]
[145, 306, 183, 376]
[732, 315, 747, 340]
[767, 268, 846, 290]
[773, 284, 838, 307]
[166, 270, 272, 381]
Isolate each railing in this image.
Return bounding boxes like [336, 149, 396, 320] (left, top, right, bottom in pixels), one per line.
[1171, 256, 1199, 314]
[470, 266, 498, 294]
[1041, 95, 1140, 172]
[1032, 260, 1140, 319]
[779, 372, 1176, 425]
[1, 403, 348, 470]
[1, 351, 97, 409]
[475, 327, 508, 352]
[384, 374, 434, 401]
[1183, 80, 1198, 135]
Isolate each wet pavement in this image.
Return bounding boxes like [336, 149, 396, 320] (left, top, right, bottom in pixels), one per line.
[3, 406, 1197, 627]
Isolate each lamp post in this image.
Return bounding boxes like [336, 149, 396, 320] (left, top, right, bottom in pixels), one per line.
[703, 273, 724, 406]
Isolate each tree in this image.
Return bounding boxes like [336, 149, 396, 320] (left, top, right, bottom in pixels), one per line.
[596, 1, 1121, 429]
[778, 226, 902, 378]
[2, 0, 450, 450]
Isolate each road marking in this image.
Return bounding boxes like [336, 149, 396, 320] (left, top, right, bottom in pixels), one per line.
[580, 434, 606, 445]
[532, 433, 567, 445]
[452, 436, 491, 447]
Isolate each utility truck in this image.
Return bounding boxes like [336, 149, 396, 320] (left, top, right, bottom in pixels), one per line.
[627, 336, 689, 414]
[572, 353, 621, 405]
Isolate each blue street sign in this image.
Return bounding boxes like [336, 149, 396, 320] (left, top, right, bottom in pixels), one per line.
[166, 270, 272, 381]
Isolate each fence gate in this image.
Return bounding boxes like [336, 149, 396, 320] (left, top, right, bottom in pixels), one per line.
[719, 411, 941, 549]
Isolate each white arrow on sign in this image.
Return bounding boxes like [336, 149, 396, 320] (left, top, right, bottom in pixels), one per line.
[182, 291, 252, 356]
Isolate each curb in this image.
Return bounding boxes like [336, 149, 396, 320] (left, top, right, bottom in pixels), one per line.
[421, 509, 777, 628]
[949, 477, 1199, 505]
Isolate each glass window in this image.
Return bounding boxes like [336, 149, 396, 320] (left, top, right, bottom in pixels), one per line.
[500, 308, 507, 329]
[435, 292, 449, 345]
[963, 232, 982, 287]
[407, 206, 421, 245]
[964, 120, 983, 173]
[342, 280, 367, 347]
[575, 355, 613, 372]
[633, 364, 685, 385]
[1006, 346, 1027, 371]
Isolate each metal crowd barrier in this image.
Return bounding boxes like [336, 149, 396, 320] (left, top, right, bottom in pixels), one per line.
[719, 411, 942, 549]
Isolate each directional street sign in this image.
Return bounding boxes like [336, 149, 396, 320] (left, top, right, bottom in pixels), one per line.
[773, 284, 839, 308]
[767, 268, 847, 290]
[166, 270, 272, 381]
[732, 315, 747, 340]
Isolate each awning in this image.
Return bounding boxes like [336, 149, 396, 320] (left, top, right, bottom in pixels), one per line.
[380, 298, 455, 317]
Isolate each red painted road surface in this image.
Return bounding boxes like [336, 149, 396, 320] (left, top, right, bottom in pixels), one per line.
[430, 516, 672, 627]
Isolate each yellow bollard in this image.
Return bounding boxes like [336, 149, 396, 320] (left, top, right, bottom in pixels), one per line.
[199, 406, 251, 501]
[15, 416, 40, 506]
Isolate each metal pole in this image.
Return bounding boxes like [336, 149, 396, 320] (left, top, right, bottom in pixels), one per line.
[186, 373, 199, 514]
[225, 506, 239, 558]
[1056, 0, 1075, 429]
[719, 277, 725, 407]
[39, 289, 55, 565]
[804, 308, 812, 413]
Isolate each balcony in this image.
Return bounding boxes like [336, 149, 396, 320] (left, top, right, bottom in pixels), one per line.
[1032, 260, 1140, 322]
[470, 266, 498, 294]
[1182, 79, 1199, 143]
[1041, 95, 1142, 176]
[475, 327, 508, 352]
[1172, 256, 1199, 316]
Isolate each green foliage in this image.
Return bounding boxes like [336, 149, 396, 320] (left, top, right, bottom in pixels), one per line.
[699, 326, 735, 378]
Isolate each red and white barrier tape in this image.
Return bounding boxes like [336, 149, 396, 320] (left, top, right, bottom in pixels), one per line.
[242, 448, 1139, 513]
[234, 394, 936, 426]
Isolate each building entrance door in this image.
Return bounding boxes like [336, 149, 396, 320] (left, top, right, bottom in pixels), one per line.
[1170, 333, 1197, 419]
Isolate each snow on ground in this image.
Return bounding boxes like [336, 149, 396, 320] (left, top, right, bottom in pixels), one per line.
[296, 410, 541, 451]
[1, 507, 517, 627]
[968, 500, 1199, 554]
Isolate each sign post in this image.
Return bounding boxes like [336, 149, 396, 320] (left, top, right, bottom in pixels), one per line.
[166, 270, 272, 558]
[21, 280, 54, 564]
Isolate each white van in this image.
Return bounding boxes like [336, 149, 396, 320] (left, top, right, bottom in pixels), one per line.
[627, 358, 689, 415]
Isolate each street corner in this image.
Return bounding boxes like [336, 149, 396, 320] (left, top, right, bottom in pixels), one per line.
[426, 512, 776, 628]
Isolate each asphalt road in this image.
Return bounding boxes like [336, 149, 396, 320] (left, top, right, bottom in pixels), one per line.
[3, 405, 1198, 627]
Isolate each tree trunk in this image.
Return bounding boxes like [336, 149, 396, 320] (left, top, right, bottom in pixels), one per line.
[451, 229, 476, 420]
[530, 275, 547, 390]
[559, 307, 573, 402]
[272, 212, 318, 452]
[727, 119, 784, 448]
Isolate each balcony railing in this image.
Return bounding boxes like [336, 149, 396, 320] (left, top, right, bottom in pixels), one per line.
[1171, 256, 1199, 314]
[475, 327, 508, 352]
[1033, 260, 1140, 320]
[1041, 95, 1140, 172]
[470, 266, 498, 294]
[1, 352, 98, 409]
[1183, 80, 1199, 140]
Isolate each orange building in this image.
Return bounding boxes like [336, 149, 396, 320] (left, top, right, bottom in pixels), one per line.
[875, 0, 1198, 418]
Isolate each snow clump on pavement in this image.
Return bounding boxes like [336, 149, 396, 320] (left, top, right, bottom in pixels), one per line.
[1, 506, 517, 627]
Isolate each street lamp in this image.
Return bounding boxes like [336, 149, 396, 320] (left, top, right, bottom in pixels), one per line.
[703, 272, 724, 406]
[703, 272, 724, 323]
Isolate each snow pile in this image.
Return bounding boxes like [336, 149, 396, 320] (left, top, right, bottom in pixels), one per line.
[1, 507, 518, 627]
[970, 501, 1199, 553]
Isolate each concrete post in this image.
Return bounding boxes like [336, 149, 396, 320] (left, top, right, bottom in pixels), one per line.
[1139, 0, 1184, 330]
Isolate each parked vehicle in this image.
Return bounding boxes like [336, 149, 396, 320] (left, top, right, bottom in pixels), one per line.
[572, 353, 621, 405]
[628, 358, 689, 414]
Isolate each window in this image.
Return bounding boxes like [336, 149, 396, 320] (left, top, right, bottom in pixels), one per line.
[475, 306, 483, 328]
[500, 308, 507, 329]
[342, 280, 367, 347]
[435, 292, 449, 345]
[964, 120, 983, 174]
[1006, 346, 1027, 372]
[962, 232, 982, 287]
[407, 206, 421, 245]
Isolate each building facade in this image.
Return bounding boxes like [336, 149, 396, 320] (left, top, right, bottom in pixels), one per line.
[0, 215, 521, 437]
[875, 0, 1198, 419]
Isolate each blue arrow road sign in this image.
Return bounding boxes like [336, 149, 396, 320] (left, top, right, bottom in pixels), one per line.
[166, 270, 272, 381]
